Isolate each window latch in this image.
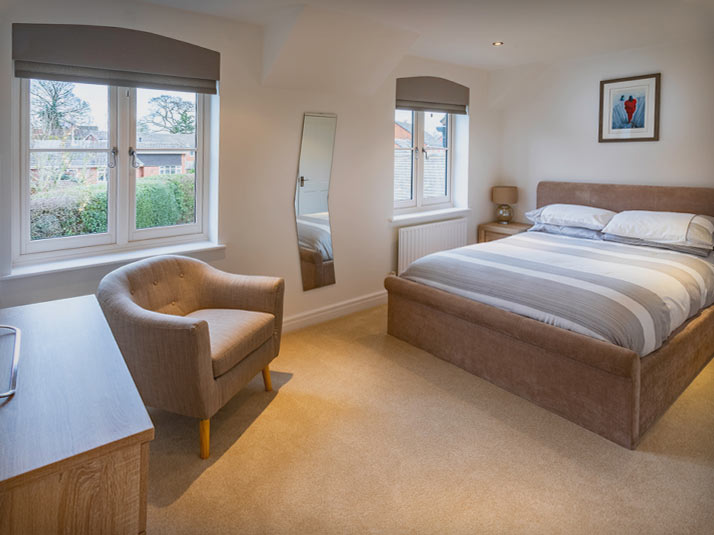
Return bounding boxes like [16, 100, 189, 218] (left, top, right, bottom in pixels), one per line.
[422, 147, 429, 160]
[129, 147, 141, 169]
[108, 147, 118, 169]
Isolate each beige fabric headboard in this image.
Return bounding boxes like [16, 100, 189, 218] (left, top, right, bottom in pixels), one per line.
[537, 181, 714, 217]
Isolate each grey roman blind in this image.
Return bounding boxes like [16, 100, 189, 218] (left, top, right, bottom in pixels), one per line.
[396, 76, 469, 115]
[12, 24, 220, 94]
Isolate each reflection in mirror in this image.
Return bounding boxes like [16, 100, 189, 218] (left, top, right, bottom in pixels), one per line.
[294, 113, 337, 291]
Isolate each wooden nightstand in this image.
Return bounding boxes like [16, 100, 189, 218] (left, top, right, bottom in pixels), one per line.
[477, 221, 531, 243]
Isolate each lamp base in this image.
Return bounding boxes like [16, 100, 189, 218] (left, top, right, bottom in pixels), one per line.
[496, 204, 513, 224]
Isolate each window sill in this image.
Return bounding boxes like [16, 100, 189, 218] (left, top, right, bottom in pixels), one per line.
[3, 241, 225, 281]
[390, 207, 471, 226]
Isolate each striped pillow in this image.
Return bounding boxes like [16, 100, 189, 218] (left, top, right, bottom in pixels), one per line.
[687, 215, 714, 249]
[528, 223, 604, 241]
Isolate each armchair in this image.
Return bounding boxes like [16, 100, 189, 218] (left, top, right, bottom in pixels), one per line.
[97, 255, 284, 459]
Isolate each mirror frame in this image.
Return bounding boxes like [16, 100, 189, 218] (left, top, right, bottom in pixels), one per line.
[293, 112, 337, 291]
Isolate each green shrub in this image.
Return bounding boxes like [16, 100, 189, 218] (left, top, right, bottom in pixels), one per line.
[166, 176, 196, 225]
[80, 189, 108, 234]
[29, 175, 195, 240]
[31, 189, 88, 239]
[135, 180, 181, 229]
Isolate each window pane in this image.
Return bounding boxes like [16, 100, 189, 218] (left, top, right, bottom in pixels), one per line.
[30, 80, 108, 150]
[135, 151, 196, 229]
[394, 109, 413, 147]
[423, 149, 448, 198]
[423, 111, 448, 149]
[136, 89, 197, 149]
[394, 110, 414, 203]
[29, 152, 108, 240]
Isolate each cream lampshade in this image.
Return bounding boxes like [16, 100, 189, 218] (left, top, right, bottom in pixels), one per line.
[491, 186, 518, 224]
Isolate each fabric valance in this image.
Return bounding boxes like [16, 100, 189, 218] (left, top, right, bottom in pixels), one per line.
[396, 76, 469, 115]
[12, 24, 220, 94]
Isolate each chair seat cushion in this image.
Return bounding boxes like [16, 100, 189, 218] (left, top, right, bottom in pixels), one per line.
[185, 308, 275, 378]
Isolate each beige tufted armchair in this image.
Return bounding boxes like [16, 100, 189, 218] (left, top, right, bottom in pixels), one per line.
[97, 255, 284, 459]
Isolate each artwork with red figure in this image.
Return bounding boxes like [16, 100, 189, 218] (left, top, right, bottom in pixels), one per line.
[624, 96, 637, 122]
[611, 88, 646, 129]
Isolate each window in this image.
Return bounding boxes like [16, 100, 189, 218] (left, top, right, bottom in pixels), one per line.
[158, 165, 181, 175]
[394, 109, 451, 210]
[20, 79, 208, 257]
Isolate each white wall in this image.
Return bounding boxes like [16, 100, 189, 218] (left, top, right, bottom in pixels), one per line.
[491, 37, 714, 221]
[0, 0, 501, 318]
[5, 2, 706, 321]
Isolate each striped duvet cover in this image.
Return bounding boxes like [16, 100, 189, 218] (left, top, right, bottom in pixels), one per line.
[401, 232, 714, 356]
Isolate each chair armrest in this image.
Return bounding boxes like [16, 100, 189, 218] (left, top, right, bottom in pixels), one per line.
[200, 266, 285, 354]
[97, 292, 220, 418]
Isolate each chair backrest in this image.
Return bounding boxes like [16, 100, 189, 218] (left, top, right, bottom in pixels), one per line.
[100, 255, 208, 316]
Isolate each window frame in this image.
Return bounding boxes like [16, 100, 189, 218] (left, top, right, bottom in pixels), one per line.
[393, 110, 453, 213]
[15, 79, 209, 264]
[20, 81, 119, 255]
[128, 87, 205, 242]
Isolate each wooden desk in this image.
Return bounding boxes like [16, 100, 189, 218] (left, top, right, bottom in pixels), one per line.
[0, 296, 154, 534]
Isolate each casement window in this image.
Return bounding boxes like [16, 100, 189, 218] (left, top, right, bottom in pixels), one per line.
[393, 109, 452, 210]
[19, 79, 207, 257]
[8, 23, 220, 269]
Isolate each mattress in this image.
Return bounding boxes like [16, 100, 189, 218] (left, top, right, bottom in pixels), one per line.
[401, 232, 714, 356]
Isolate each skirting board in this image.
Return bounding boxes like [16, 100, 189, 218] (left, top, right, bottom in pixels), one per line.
[283, 290, 387, 333]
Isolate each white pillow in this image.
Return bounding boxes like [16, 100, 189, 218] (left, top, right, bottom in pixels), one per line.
[602, 210, 694, 244]
[525, 204, 616, 231]
[603, 211, 714, 251]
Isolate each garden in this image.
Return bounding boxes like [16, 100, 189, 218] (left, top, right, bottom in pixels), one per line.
[30, 174, 196, 240]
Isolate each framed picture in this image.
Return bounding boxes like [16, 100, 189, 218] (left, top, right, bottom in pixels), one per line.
[599, 73, 660, 142]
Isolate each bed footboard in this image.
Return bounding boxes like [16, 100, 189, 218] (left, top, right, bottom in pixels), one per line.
[385, 275, 641, 449]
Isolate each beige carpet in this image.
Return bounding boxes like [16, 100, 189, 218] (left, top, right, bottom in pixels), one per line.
[147, 305, 714, 534]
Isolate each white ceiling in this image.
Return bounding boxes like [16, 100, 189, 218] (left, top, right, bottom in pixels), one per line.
[141, 0, 714, 70]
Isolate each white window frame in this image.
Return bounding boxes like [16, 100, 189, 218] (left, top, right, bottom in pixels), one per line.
[393, 110, 453, 213]
[15, 79, 210, 264]
[20, 81, 118, 255]
[128, 88, 205, 242]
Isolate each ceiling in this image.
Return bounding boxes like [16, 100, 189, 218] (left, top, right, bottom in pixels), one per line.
[141, 0, 714, 70]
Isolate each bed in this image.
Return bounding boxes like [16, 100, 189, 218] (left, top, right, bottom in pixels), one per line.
[296, 212, 336, 290]
[384, 181, 714, 448]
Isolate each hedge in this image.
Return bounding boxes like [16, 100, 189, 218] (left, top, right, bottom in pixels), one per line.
[30, 175, 195, 240]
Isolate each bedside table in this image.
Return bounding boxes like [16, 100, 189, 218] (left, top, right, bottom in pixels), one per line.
[477, 221, 531, 243]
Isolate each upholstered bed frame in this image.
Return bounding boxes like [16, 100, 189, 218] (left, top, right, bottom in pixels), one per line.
[385, 181, 714, 448]
[299, 248, 336, 290]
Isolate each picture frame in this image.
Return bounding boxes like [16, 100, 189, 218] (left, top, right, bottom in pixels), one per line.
[599, 73, 660, 142]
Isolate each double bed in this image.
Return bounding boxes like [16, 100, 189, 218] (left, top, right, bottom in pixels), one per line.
[296, 212, 336, 290]
[385, 181, 714, 448]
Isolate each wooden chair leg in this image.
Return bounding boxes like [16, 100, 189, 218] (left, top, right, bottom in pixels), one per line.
[262, 365, 273, 392]
[199, 419, 210, 459]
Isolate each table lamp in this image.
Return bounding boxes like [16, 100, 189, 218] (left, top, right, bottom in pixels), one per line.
[491, 186, 518, 224]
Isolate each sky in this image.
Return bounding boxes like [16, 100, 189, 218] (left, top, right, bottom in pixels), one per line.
[66, 82, 196, 133]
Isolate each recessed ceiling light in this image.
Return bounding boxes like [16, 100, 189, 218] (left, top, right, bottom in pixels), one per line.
[492, 41, 504, 46]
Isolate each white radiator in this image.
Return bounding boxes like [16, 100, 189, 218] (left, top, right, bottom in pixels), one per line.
[398, 218, 467, 274]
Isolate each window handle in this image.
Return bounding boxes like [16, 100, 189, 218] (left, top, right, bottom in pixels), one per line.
[129, 147, 141, 169]
[108, 147, 118, 169]
[422, 147, 429, 160]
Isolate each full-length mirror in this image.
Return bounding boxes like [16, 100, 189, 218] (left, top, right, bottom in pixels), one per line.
[294, 113, 337, 291]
